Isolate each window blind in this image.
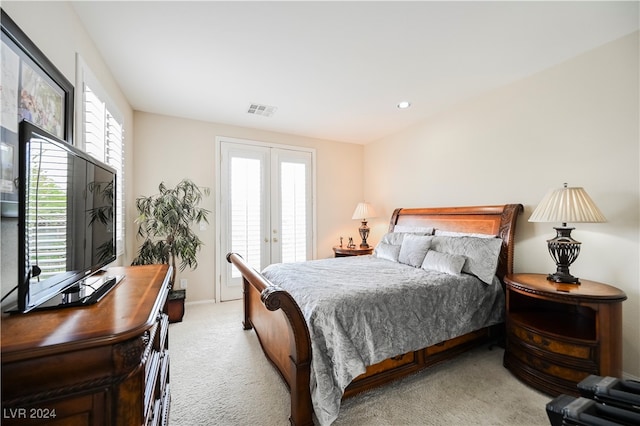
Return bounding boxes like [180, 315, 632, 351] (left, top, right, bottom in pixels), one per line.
[82, 84, 124, 256]
[27, 139, 70, 280]
[230, 157, 263, 277]
[280, 161, 307, 263]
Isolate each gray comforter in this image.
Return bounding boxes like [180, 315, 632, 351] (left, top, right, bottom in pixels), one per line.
[262, 255, 504, 425]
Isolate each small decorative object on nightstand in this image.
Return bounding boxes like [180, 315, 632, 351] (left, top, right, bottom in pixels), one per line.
[529, 183, 606, 284]
[333, 245, 374, 257]
[503, 273, 626, 397]
[352, 202, 377, 248]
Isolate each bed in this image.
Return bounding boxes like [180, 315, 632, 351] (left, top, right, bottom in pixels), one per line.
[226, 204, 523, 425]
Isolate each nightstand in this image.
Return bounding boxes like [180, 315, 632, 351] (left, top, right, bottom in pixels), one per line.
[333, 246, 374, 257]
[503, 273, 626, 397]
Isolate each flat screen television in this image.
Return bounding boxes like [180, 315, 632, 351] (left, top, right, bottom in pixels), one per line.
[15, 121, 121, 313]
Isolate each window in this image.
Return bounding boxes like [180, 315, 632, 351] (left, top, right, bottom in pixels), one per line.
[77, 57, 125, 256]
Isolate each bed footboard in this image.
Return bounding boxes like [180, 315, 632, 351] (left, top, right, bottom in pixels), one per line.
[226, 253, 314, 426]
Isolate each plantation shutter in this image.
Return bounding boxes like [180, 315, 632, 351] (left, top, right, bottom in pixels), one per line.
[279, 160, 308, 263]
[81, 79, 125, 256]
[229, 156, 263, 277]
[26, 139, 71, 280]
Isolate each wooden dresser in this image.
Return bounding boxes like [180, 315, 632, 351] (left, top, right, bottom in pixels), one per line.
[1, 264, 172, 425]
[504, 273, 626, 397]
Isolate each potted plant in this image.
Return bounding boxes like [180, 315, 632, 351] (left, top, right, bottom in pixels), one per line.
[132, 179, 210, 323]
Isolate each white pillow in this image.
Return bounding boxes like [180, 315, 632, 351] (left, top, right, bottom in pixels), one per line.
[421, 250, 466, 275]
[398, 234, 432, 267]
[374, 242, 401, 262]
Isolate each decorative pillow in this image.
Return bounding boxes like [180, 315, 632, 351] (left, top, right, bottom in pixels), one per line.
[430, 236, 502, 284]
[434, 230, 496, 238]
[374, 242, 401, 262]
[421, 250, 466, 275]
[380, 232, 407, 246]
[393, 225, 434, 235]
[398, 234, 432, 267]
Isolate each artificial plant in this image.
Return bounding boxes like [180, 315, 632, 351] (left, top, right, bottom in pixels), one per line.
[131, 179, 210, 289]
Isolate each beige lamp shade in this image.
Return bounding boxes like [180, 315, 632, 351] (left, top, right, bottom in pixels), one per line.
[529, 184, 606, 224]
[352, 202, 377, 220]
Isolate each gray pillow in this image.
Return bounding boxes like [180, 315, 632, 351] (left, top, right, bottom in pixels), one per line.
[380, 229, 433, 247]
[421, 250, 466, 275]
[398, 234, 432, 267]
[380, 232, 406, 246]
[430, 236, 502, 284]
[374, 242, 401, 262]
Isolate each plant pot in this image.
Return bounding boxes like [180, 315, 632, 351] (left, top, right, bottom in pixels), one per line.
[167, 289, 186, 323]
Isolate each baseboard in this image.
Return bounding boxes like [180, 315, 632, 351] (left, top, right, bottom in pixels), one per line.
[622, 371, 640, 381]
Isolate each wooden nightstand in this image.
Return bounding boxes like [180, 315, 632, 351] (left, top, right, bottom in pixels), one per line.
[503, 273, 626, 397]
[333, 246, 374, 257]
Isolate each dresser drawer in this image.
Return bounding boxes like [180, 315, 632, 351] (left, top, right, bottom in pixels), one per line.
[354, 351, 417, 381]
[504, 352, 583, 397]
[508, 341, 596, 383]
[508, 322, 594, 360]
[425, 328, 487, 357]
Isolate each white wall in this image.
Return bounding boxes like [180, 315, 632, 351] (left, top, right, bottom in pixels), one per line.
[0, 2, 134, 306]
[132, 112, 363, 302]
[365, 32, 640, 378]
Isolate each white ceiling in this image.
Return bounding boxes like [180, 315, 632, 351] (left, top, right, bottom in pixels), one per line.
[71, 1, 639, 144]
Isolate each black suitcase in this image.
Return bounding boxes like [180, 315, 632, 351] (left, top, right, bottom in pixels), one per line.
[546, 394, 640, 426]
[577, 375, 640, 414]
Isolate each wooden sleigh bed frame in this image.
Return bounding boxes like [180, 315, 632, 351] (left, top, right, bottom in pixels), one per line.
[227, 204, 523, 425]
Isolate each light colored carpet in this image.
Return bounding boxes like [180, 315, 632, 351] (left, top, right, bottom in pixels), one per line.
[168, 300, 551, 425]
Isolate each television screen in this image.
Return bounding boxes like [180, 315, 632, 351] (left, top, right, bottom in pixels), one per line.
[17, 121, 118, 312]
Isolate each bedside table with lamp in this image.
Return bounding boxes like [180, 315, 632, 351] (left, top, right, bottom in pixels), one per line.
[504, 183, 627, 397]
[333, 202, 377, 257]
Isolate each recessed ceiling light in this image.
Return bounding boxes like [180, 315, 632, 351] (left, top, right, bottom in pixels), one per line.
[397, 101, 411, 109]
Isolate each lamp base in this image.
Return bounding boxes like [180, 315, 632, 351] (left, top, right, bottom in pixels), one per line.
[358, 220, 370, 249]
[546, 226, 581, 285]
[547, 271, 580, 284]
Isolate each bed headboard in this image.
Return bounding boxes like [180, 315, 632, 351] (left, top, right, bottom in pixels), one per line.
[388, 204, 523, 280]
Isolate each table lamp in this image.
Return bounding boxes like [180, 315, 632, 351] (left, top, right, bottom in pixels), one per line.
[352, 202, 377, 248]
[529, 183, 606, 284]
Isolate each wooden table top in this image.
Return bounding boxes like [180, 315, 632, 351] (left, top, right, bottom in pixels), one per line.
[505, 273, 627, 303]
[1, 264, 170, 362]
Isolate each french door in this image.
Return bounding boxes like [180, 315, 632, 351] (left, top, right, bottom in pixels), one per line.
[218, 139, 314, 301]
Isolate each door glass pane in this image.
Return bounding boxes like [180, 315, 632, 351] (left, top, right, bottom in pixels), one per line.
[230, 157, 262, 276]
[280, 161, 306, 263]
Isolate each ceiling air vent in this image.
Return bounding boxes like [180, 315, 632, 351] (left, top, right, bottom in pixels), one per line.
[247, 103, 277, 117]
